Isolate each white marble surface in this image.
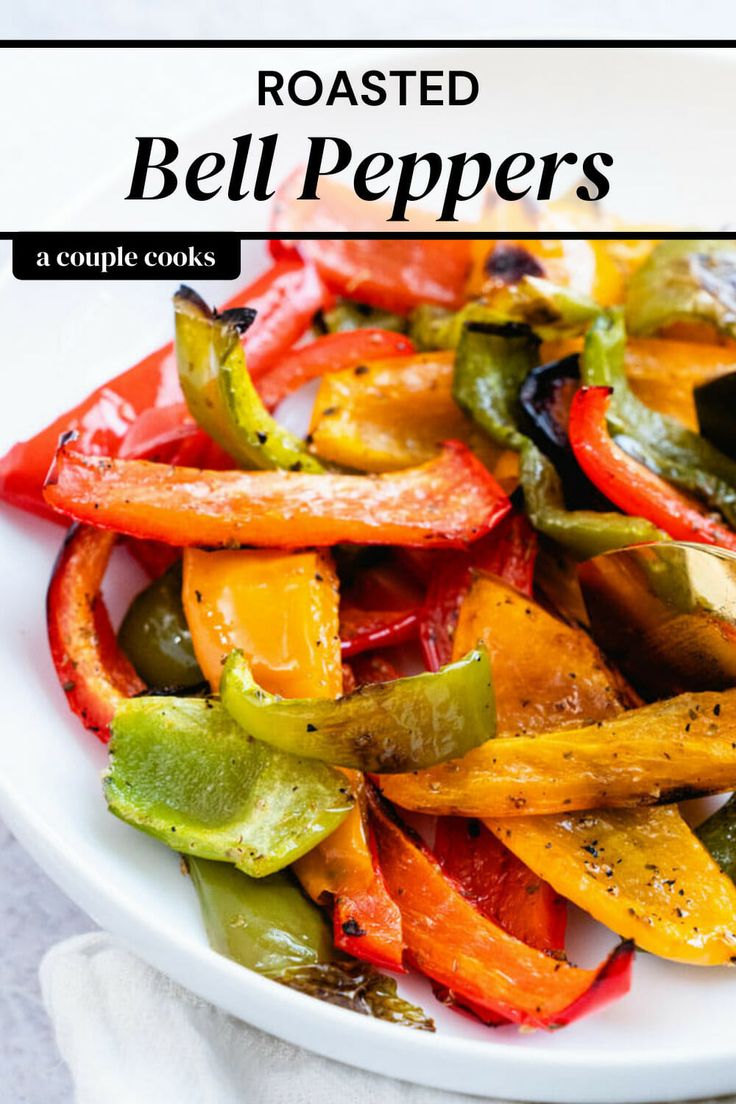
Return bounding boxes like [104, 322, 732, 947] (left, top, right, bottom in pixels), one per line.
[1, 819, 95, 1102]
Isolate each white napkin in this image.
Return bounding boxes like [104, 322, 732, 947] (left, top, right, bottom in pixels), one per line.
[40, 932, 507, 1104]
[40, 933, 731, 1104]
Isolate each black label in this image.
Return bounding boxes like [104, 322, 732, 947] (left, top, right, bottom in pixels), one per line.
[12, 233, 241, 280]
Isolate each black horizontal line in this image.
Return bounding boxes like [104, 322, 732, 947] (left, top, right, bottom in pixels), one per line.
[0, 39, 733, 48]
[3, 232, 735, 241]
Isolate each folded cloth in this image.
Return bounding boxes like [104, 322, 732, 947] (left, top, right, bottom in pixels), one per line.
[40, 932, 503, 1104]
[40, 933, 733, 1104]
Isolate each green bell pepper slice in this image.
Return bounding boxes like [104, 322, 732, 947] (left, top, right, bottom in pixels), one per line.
[410, 278, 600, 352]
[220, 645, 494, 773]
[187, 857, 433, 1027]
[321, 299, 407, 335]
[174, 286, 324, 473]
[697, 796, 736, 885]
[104, 697, 353, 876]
[583, 309, 736, 528]
[118, 561, 204, 690]
[626, 239, 736, 339]
[453, 321, 661, 559]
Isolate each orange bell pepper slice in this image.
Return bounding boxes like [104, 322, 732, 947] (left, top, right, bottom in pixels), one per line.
[44, 439, 510, 550]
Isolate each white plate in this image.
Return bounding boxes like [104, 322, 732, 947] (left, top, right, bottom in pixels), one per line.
[4, 47, 736, 1104]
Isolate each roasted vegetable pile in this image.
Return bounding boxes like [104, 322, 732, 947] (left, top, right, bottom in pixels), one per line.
[5, 207, 736, 1034]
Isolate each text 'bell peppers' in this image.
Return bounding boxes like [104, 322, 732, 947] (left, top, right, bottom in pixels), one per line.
[368, 789, 632, 1029]
[0, 258, 329, 521]
[487, 806, 736, 966]
[44, 439, 511, 550]
[174, 286, 324, 474]
[105, 696, 354, 877]
[47, 525, 144, 741]
[220, 645, 493, 773]
[187, 857, 431, 1028]
[569, 386, 736, 552]
[420, 511, 537, 672]
[257, 329, 415, 412]
[379, 687, 736, 817]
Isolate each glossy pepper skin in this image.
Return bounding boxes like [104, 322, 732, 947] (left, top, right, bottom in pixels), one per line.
[0, 258, 328, 522]
[419, 511, 537, 672]
[105, 696, 354, 877]
[47, 525, 144, 741]
[379, 687, 736, 817]
[626, 239, 736, 340]
[582, 310, 736, 528]
[181, 546, 404, 971]
[569, 387, 736, 552]
[220, 645, 494, 773]
[487, 806, 736, 966]
[44, 440, 511, 551]
[257, 328, 415, 413]
[187, 857, 432, 1028]
[117, 561, 204, 690]
[453, 321, 661, 558]
[182, 548, 342, 695]
[452, 571, 627, 736]
[174, 286, 325, 474]
[367, 789, 633, 1030]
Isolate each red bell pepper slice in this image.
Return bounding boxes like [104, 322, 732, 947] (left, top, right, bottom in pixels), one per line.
[350, 653, 402, 687]
[273, 173, 472, 313]
[0, 259, 329, 522]
[47, 525, 145, 741]
[340, 607, 419, 658]
[433, 817, 567, 953]
[569, 387, 736, 552]
[368, 789, 633, 1030]
[258, 329, 415, 412]
[420, 512, 538, 672]
[44, 439, 511, 550]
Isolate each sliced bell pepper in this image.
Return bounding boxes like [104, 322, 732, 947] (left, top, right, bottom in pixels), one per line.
[273, 174, 471, 313]
[181, 545, 403, 971]
[697, 795, 736, 885]
[453, 321, 661, 558]
[320, 300, 408, 336]
[187, 858, 431, 1027]
[626, 239, 736, 341]
[308, 350, 512, 479]
[220, 645, 493, 773]
[582, 310, 736, 528]
[339, 607, 419, 658]
[433, 816, 566, 954]
[47, 524, 144, 741]
[105, 696, 353, 877]
[378, 686, 736, 817]
[44, 439, 511, 550]
[295, 773, 404, 973]
[569, 386, 736, 551]
[174, 286, 324, 474]
[0, 259, 329, 522]
[486, 806, 736, 966]
[367, 789, 632, 1029]
[257, 329, 415, 412]
[349, 653, 402, 687]
[182, 548, 341, 695]
[419, 511, 537, 672]
[117, 561, 204, 691]
[451, 570, 628, 736]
